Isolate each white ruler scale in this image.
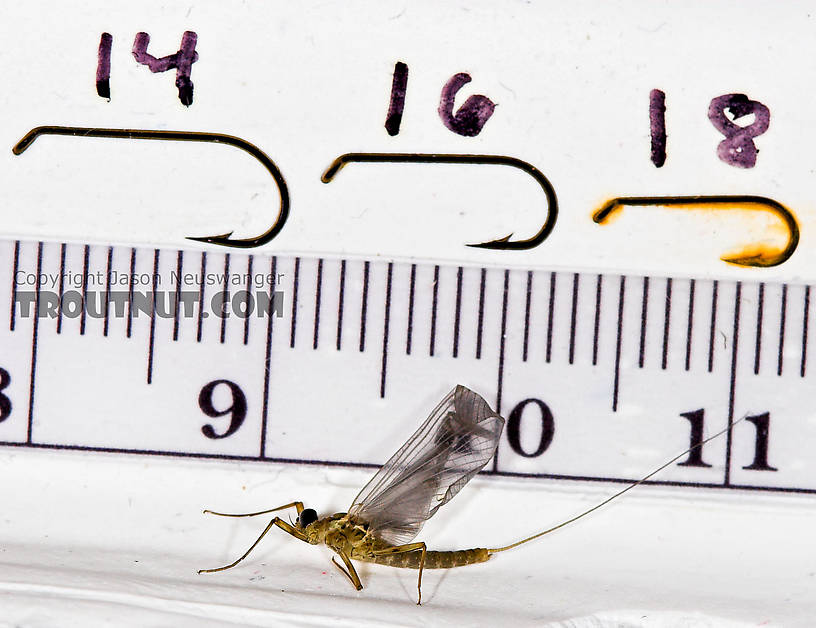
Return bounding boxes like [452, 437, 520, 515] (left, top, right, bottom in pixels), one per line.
[2, 236, 814, 495]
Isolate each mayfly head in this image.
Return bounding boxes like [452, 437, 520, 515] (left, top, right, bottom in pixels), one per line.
[296, 508, 318, 529]
[295, 507, 326, 545]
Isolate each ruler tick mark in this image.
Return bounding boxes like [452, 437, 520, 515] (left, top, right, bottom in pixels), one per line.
[453, 266, 463, 358]
[79, 245, 90, 336]
[777, 284, 788, 376]
[545, 272, 556, 363]
[592, 274, 603, 366]
[476, 268, 487, 360]
[754, 283, 765, 374]
[147, 249, 160, 384]
[27, 242, 43, 444]
[173, 251, 184, 340]
[260, 256, 277, 459]
[612, 276, 626, 412]
[220, 254, 231, 344]
[290, 258, 300, 348]
[638, 276, 649, 368]
[494, 269, 510, 472]
[708, 280, 719, 372]
[104, 246, 113, 337]
[196, 252, 206, 343]
[430, 265, 439, 357]
[568, 273, 579, 365]
[359, 261, 370, 352]
[127, 248, 137, 339]
[406, 264, 416, 355]
[243, 256, 253, 346]
[661, 277, 672, 370]
[522, 271, 532, 362]
[56, 243, 66, 335]
[685, 279, 695, 371]
[380, 262, 393, 398]
[313, 258, 323, 349]
[724, 282, 742, 486]
[9, 241, 19, 332]
[173, 250, 184, 341]
[801, 286, 810, 377]
[336, 260, 346, 351]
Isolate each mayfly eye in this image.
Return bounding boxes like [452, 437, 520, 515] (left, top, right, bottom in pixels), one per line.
[298, 508, 318, 528]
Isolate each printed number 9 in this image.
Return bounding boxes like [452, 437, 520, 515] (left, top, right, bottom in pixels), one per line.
[199, 379, 247, 439]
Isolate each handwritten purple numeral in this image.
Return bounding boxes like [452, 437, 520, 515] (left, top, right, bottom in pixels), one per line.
[96, 32, 112, 99]
[438, 73, 496, 137]
[649, 89, 667, 167]
[708, 93, 770, 169]
[132, 31, 199, 106]
[385, 61, 409, 136]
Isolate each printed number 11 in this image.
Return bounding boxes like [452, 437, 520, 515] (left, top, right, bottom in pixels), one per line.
[678, 408, 777, 472]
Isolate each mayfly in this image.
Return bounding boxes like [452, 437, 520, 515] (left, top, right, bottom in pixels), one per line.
[199, 385, 740, 604]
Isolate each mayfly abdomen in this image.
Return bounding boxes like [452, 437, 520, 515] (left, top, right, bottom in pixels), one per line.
[365, 548, 490, 570]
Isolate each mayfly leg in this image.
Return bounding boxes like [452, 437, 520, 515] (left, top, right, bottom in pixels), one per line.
[372, 542, 427, 604]
[203, 501, 304, 518]
[331, 552, 363, 591]
[199, 502, 307, 574]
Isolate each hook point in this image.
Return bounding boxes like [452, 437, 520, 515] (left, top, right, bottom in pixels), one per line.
[467, 234, 514, 249]
[186, 232, 235, 246]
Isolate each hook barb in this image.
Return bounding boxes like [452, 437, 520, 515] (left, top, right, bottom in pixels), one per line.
[321, 152, 558, 250]
[593, 195, 799, 268]
[12, 126, 289, 248]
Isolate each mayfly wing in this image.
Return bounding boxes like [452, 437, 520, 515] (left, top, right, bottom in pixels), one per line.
[348, 385, 505, 546]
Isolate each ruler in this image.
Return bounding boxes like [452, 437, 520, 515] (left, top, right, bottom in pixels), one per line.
[2, 236, 813, 495]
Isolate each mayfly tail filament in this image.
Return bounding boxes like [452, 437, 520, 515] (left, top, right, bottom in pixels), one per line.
[488, 415, 747, 554]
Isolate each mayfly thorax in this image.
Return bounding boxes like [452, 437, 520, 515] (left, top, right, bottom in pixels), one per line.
[198, 385, 742, 604]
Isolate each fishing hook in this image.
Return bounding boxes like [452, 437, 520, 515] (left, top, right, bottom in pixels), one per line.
[592, 195, 799, 267]
[12, 126, 289, 248]
[321, 153, 558, 250]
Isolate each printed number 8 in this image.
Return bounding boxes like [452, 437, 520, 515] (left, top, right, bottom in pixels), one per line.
[0, 368, 10, 422]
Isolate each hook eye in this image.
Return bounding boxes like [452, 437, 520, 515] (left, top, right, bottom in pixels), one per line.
[12, 126, 290, 248]
[593, 195, 799, 268]
[321, 152, 558, 250]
